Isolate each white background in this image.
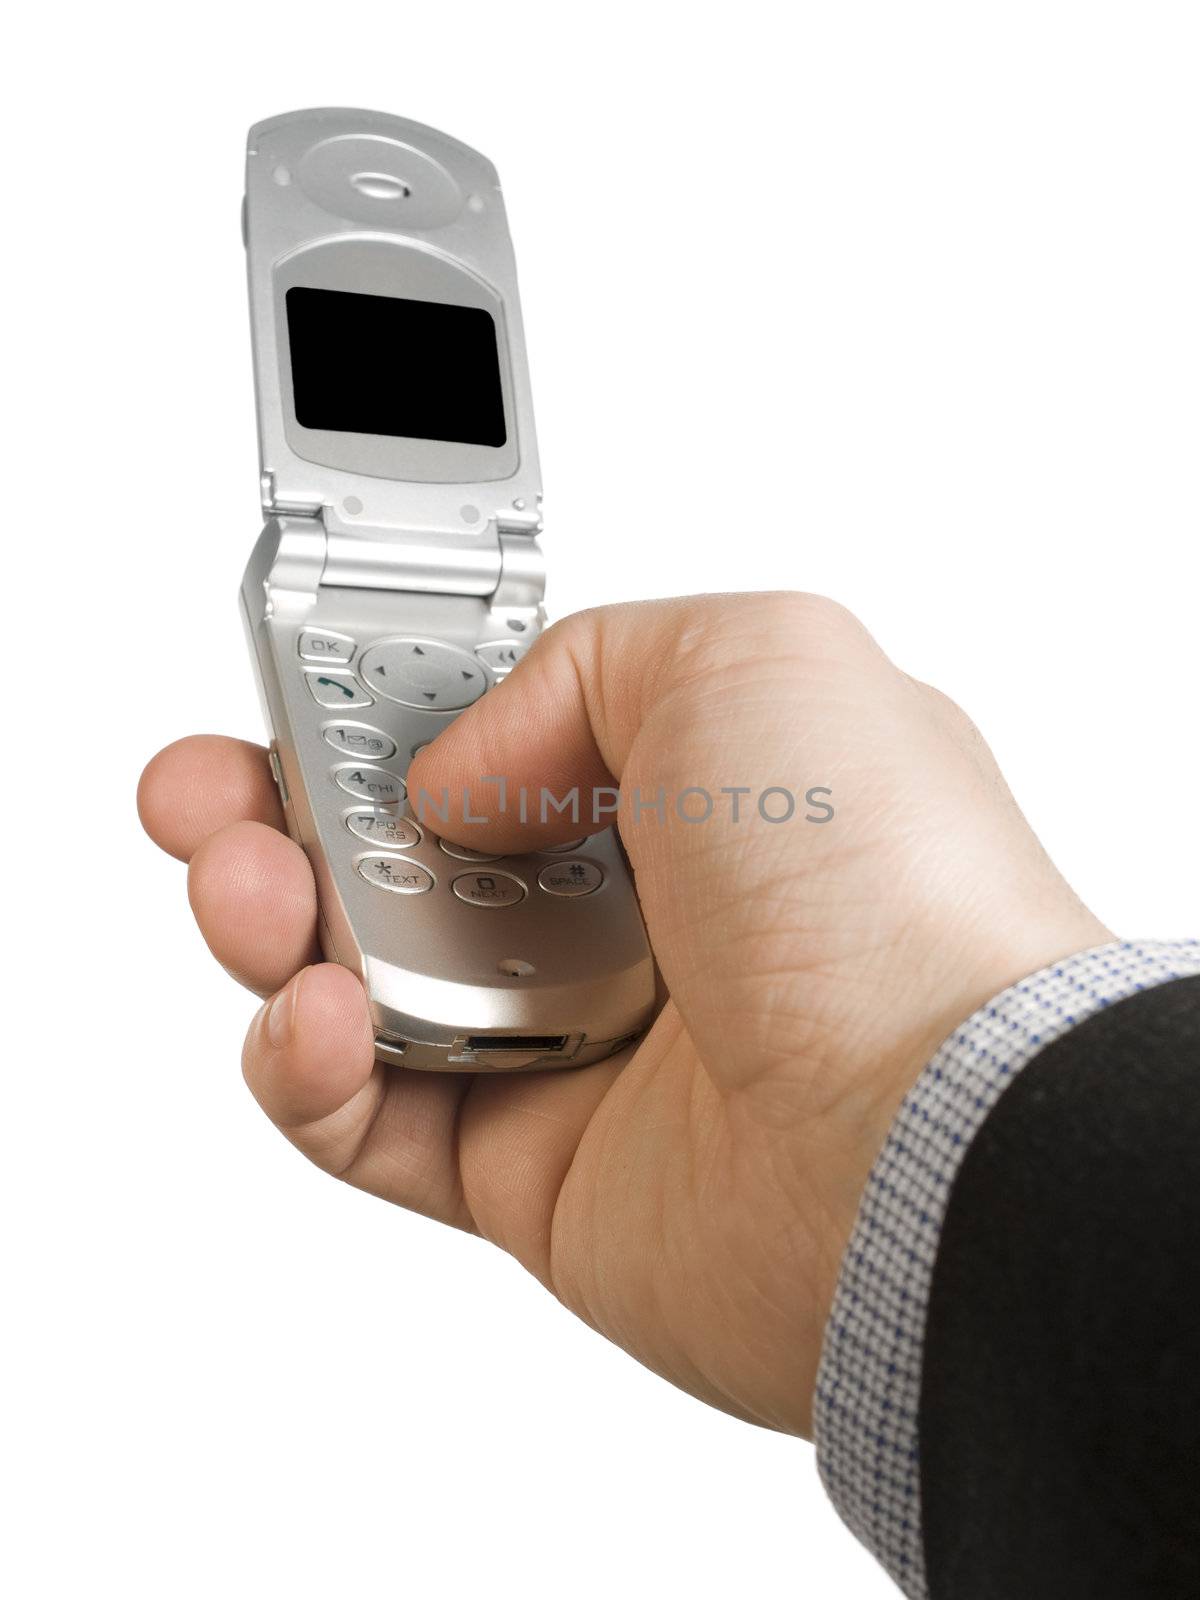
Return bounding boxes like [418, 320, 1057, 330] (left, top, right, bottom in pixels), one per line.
[5, 4, 1198, 1596]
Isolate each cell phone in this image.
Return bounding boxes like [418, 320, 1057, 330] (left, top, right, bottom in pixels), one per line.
[239, 108, 655, 1072]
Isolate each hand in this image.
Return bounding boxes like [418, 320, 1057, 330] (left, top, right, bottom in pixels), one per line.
[138, 594, 1109, 1436]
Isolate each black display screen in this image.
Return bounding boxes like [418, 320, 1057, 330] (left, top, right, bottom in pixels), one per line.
[285, 287, 507, 447]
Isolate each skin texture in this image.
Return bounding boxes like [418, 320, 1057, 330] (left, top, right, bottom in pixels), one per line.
[138, 593, 1111, 1436]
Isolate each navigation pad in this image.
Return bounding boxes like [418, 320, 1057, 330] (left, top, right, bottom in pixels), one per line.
[357, 637, 489, 712]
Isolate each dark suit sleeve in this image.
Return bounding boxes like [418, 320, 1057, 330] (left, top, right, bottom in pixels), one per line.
[814, 941, 1200, 1600]
[920, 972, 1200, 1600]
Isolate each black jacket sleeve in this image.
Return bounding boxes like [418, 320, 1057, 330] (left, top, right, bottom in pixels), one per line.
[920, 974, 1200, 1599]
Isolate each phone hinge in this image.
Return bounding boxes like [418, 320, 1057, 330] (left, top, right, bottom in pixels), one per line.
[262, 505, 546, 630]
[485, 529, 546, 634]
[260, 513, 328, 612]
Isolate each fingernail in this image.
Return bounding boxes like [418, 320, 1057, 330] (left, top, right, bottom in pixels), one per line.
[265, 971, 303, 1048]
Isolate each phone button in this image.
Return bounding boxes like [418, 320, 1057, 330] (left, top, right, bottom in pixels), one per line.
[358, 637, 488, 711]
[537, 860, 604, 897]
[451, 871, 526, 908]
[438, 838, 504, 863]
[323, 723, 397, 760]
[305, 670, 373, 709]
[475, 640, 529, 676]
[267, 744, 289, 807]
[333, 765, 406, 805]
[299, 629, 356, 664]
[540, 838, 588, 853]
[346, 810, 422, 849]
[356, 855, 434, 895]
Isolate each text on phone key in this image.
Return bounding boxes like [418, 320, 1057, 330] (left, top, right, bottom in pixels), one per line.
[356, 856, 434, 895]
[334, 766, 406, 804]
[323, 724, 397, 759]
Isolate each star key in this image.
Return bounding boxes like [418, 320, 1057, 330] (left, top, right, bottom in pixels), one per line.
[356, 855, 435, 895]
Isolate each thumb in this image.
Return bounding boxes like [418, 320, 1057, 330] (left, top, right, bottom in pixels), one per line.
[407, 593, 873, 856]
[408, 594, 888, 1098]
[406, 597, 688, 853]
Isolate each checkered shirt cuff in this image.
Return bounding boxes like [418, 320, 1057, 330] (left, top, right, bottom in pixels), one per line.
[813, 939, 1200, 1598]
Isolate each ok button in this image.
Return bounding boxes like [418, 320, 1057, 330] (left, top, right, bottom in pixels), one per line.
[323, 723, 397, 760]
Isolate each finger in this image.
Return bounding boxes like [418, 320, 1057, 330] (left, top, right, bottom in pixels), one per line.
[245, 963, 644, 1260]
[409, 594, 893, 1099]
[188, 820, 318, 996]
[406, 600, 670, 853]
[244, 963, 474, 1229]
[407, 593, 882, 855]
[457, 1046, 634, 1285]
[138, 735, 283, 862]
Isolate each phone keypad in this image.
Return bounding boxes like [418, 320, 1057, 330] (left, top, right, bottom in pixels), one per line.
[451, 871, 526, 908]
[346, 810, 422, 849]
[356, 856, 434, 895]
[438, 838, 504, 863]
[537, 860, 604, 897]
[323, 723, 397, 760]
[475, 639, 528, 676]
[296, 625, 609, 914]
[358, 637, 488, 711]
[333, 765, 407, 805]
[305, 670, 373, 709]
[299, 629, 357, 664]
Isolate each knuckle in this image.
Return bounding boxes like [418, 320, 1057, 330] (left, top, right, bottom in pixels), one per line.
[537, 605, 605, 660]
[667, 591, 871, 681]
[755, 590, 863, 640]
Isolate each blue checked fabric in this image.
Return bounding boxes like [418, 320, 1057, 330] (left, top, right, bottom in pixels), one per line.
[813, 939, 1200, 1598]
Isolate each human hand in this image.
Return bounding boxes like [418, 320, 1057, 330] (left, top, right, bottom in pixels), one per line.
[138, 594, 1109, 1436]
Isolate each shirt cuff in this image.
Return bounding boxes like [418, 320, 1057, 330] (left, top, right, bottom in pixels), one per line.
[812, 938, 1200, 1599]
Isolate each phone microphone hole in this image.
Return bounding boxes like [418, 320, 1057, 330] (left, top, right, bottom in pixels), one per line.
[498, 958, 535, 978]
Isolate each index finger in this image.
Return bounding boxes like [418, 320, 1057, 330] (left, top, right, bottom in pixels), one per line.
[138, 734, 285, 862]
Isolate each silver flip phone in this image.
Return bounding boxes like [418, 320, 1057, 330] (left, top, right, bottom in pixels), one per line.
[239, 108, 654, 1072]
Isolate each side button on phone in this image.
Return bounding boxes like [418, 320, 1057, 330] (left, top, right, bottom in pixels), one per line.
[267, 744, 289, 806]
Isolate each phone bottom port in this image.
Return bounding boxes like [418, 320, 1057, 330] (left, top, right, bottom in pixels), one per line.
[463, 1035, 568, 1054]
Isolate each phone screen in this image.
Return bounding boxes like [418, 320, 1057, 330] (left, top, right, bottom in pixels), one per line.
[285, 287, 506, 448]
